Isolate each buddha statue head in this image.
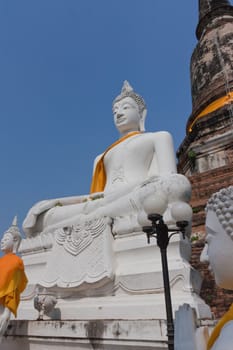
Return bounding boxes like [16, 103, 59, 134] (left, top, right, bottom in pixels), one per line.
[0, 216, 22, 254]
[201, 186, 233, 289]
[112, 81, 147, 133]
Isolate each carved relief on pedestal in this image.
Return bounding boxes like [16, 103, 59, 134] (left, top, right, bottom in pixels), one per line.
[40, 217, 114, 290]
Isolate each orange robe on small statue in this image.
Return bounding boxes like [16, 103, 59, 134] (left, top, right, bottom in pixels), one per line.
[0, 253, 28, 317]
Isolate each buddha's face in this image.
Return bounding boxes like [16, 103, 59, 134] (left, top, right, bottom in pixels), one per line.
[0, 233, 15, 254]
[201, 210, 233, 290]
[113, 97, 141, 134]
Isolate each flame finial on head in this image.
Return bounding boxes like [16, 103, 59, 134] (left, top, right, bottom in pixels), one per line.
[121, 80, 134, 94]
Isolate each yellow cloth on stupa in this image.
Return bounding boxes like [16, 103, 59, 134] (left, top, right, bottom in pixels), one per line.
[90, 131, 141, 193]
[0, 253, 28, 317]
[207, 303, 233, 350]
[189, 91, 233, 132]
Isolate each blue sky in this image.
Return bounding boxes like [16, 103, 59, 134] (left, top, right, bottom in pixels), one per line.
[0, 1, 199, 238]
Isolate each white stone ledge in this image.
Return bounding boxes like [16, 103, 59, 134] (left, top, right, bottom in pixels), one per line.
[1, 319, 168, 350]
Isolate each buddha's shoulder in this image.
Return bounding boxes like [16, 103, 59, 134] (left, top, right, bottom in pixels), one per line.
[10, 253, 24, 265]
[140, 131, 172, 140]
[0, 253, 24, 270]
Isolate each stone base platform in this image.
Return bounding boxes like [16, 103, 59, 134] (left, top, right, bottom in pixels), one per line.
[2, 319, 168, 350]
[2, 227, 211, 349]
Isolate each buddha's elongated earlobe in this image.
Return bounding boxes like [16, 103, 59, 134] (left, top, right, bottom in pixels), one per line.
[139, 108, 147, 132]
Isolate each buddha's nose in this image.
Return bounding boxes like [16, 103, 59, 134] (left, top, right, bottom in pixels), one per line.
[117, 112, 124, 119]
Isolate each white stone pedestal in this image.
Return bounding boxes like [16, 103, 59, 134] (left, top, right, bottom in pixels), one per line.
[2, 319, 169, 350]
[1, 228, 211, 349]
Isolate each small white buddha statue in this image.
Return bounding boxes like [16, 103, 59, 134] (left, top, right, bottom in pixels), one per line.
[201, 186, 233, 350]
[23, 81, 191, 237]
[0, 217, 28, 337]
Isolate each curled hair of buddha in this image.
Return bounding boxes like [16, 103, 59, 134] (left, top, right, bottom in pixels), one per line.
[206, 186, 233, 238]
[4, 216, 22, 251]
[113, 80, 147, 116]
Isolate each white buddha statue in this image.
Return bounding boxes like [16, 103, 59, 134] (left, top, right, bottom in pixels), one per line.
[201, 186, 233, 350]
[0, 218, 28, 337]
[23, 81, 191, 237]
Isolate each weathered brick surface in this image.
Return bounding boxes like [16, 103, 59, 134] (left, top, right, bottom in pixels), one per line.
[189, 164, 233, 233]
[177, 109, 233, 178]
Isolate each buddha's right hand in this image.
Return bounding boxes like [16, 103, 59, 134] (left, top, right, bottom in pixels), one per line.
[23, 199, 62, 230]
[23, 195, 89, 232]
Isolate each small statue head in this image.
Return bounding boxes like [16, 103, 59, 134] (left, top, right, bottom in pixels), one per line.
[112, 81, 147, 133]
[1, 216, 22, 254]
[201, 186, 233, 289]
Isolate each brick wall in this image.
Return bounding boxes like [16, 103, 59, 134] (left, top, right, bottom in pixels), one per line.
[189, 164, 233, 234]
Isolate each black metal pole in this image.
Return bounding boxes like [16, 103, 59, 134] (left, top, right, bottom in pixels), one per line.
[143, 214, 177, 350]
[151, 215, 174, 350]
[160, 247, 174, 350]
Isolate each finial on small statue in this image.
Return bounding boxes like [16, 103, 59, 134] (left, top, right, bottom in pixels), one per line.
[3, 215, 22, 253]
[12, 216, 17, 226]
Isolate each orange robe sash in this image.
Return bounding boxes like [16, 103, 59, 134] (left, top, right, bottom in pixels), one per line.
[0, 253, 28, 317]
[90, 131, 141, 194]
[207, 303, 233, 350]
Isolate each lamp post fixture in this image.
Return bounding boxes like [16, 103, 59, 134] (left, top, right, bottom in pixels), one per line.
[138, 195, 192, 350]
